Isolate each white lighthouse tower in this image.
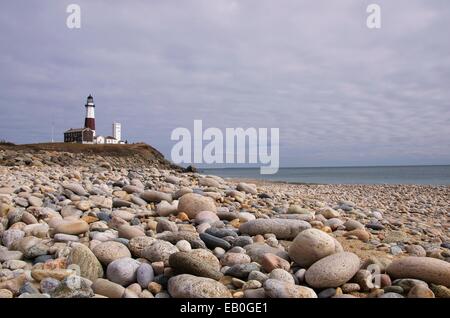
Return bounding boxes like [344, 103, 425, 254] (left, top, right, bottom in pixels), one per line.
[84, 94, 96, 136]
[113, 122, 121, 142]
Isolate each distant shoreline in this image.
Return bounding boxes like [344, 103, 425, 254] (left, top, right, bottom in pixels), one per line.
[201, 165, 450, 186]
[201, 164, 450, 169]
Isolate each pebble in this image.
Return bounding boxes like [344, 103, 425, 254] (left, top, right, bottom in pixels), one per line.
[317, 207, 340, 219]
[264, 279, 317, 298]
[200, 232, 231, 250]
[341, 283, 360, 293]
[236, 183, 257, 194]
[0, 289, 14, 298]
[140, 190, 172, 203]
[220, 253, 250, 267]
[128, 236, 156, 258]
[430, 284, 450, 298]
[244, 243, 289, 264]
[54, 234, 80, 242]
[199, 177, 221, 188]
[261, 253, 290, 272]
[169, 251, 222, 280]
[244, 287, 266, 298]
[318, 288, 337, 298]
[390, 245, 403, 255]
[20, 281, 40, 294]
[118, 224, 145, 239]
[51, 275, 94, 298]
[175, 240, 192, 252]
[405, 244, 427, 257]
[366, 222, 385, 231]
[2, 259, 26, 270]
[62, 183, 88, 196]
[177, 193, 217, 218]
[14, 197, 29, 207]
[387, 257, 450, 287]
[269, 268, 295, 284]
[2, 229, 25, 248]
[156, 201, 178, 217]
[240, 219, 311, 240]
[168, 274, 232, 298]
[225, 263, 261, 279]
[393, 278, 429, 293]
[122, 185, 144, 194]
[157, 231, 205, 249]
[408, 285, 435, 298]
[0, 274, 27, 295]
[136, 263, 154, 288]
[40, 277, 61, 294]
[195, 211, 220, 224]
[233, 236, 254, 247]
[106, 257, 140, 286]
[142, 240, 178, 265]
[353, 269, 374, 291]
[67, 243, 104, 282]
[156, 219, 178, 233]
[92, 241, 131, 265]
[53, 220, 89, 235]
[112, 210, 135, 221]
[288, 229, 341, 267]
[206, 227, 238, 238]
[31, 269, 74, 281]
[92, 278, 125, 298]
[305, 252, 361, 288]
[384, 285, 404, 294]
[344, 229, 371, 242]
[379, 292, 404, 298]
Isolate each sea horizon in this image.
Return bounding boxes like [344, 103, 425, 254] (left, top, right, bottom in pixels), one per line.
[201, 164, 450, 169]
[202, 165, 450, 185]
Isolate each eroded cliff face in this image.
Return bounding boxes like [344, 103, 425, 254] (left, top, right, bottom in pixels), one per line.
[0, 142, 181, 171]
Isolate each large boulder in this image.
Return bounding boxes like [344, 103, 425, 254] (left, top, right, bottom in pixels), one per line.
[177, 193, 217, 218]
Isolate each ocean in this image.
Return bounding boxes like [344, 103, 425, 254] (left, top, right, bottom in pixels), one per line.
[203, 165, 450, 185]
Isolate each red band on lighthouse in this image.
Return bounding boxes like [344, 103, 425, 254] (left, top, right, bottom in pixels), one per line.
[84, 118, 96, 131]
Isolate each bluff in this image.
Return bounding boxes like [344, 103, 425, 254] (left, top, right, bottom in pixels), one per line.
[0, 142, 181, 171]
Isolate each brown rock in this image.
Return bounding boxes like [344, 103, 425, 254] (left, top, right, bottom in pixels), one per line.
[344, 229, 370, 242]
[118, 224, 146, 239]
[168, 274, 232, 298]
[288, 228, 340, 267]
[53, 220, 89, 235]
[31, 269, 74, 281]
[387, 257, 450, 287]
[408, 285, 435, 298]
[177, 193, 217, 218]
[92, 241, 131, 265]
[92, 278, 125, 298]
[67, 243, 104, 282]
[0, 274, 27, 295]
[261, 253, 291, 272]
[305, 252, 361, 289]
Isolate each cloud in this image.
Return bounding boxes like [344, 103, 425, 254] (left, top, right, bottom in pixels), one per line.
[0, 0, 449, 166]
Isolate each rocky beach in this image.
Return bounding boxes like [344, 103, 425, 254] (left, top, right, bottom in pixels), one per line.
[0, 143, 449, 299]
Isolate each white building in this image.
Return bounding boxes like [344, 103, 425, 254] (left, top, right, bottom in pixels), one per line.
[94, 122, 124, 144]
[113, 122, 121, 142]
[95, 135, 105, 144]
[105, 136, 118, 144]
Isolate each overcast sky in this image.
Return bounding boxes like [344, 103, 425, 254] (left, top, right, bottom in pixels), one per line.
[1, 0, 449, 167]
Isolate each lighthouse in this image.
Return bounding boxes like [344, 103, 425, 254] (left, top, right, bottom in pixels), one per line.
[84, 94, 96, 136]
